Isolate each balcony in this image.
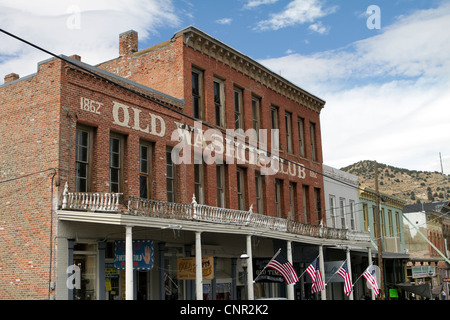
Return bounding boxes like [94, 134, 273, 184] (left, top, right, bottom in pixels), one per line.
[60, 189, 371, 246]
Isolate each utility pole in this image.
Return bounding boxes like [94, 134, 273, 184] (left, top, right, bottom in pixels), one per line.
[374, 161, 385, 299]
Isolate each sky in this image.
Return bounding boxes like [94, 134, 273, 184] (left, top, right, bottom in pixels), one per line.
[0, 0, 449, 174]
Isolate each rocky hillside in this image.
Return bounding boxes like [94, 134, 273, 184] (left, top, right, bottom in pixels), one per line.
[340, 160, 450, 205]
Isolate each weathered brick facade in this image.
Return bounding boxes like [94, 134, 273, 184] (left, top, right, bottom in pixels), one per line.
[0, 26, 327, 299]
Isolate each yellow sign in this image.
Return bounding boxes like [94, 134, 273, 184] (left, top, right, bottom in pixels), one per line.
[177, 256, 214, 280]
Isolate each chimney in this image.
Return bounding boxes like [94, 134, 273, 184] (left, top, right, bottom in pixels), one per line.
[4, 73, 20, 84]
[119, 30, 138, 56]
[69, 54, 81, 61]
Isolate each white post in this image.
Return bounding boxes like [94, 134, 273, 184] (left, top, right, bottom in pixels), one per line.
[319, 245, 326, 300]
[195, 231, 203, 300]
[287, 241, 294, 300]
[246, 235, 254, 300]
[346, 247, 354, 300]
[125, 226, 134, 300]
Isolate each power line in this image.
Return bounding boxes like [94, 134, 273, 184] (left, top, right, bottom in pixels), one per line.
[0, 27, 368, 196]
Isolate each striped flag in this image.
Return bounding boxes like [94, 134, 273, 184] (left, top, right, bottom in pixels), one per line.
[363, 264, 380, 297]
[337, 260, 352, 296]
[306, 257, 325, 293]
[266, 250, 299, 285]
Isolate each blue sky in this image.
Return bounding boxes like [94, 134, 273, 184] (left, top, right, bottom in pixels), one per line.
[0, 0, 449, 174]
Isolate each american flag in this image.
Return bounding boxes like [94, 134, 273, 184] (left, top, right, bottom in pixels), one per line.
[266, 250, 299, 285]
[337, 260, 352, 296]
[306, 257, 325, 293]
[363, 264, 380, 297]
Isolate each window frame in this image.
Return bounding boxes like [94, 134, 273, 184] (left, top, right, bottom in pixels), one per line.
[109, 133, 124, 193]
[192, 67, 204, 120]
[139, 141, 153, 199]
[75, 126, 93, 192]
[213, 78, 226, 127]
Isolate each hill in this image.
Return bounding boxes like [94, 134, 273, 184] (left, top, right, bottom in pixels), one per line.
[340, 160, 450, 205]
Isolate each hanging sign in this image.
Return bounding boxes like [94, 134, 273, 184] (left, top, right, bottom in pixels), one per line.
[177, 256, 214, 280]
[114, 240, 154, 270]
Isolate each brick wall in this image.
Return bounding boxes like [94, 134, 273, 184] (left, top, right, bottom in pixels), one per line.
[0, 58, 63, 299]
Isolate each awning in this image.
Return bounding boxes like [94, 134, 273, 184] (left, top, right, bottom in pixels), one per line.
[395, 282, 431, 299]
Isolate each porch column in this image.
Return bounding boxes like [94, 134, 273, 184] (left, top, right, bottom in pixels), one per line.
[98, 241, 106, 300]
[125, 226, 134, 300]
[319, 245, 326, 300]
[246, 235, 254, 300]
[287, 241, 294, 300]
[195, 231, 203, 300]
[346, 247, 354, 300]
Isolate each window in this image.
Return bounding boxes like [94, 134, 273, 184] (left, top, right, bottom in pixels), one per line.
[194, 162, 204, 204]
[274, 179, 283, 218]
[166, 149, 175, 202]
[109, 134, 123, 193]
[214, 79, 225, 127]
[302, 185, 309, 224]
[289, 182, 296, 220]
[234, 87, 243, 130]
[139, 142, 152, 199]
[329, 195, 337, 228]
[192, 68, 204, 120]
[363, 204, 369, 231]
[297, 117, 305, 158]
[372, 206, 379, 238]
[310, 122, 317, 161]
[349, 200, 356, 230]
[314, 187, 322, 224]
[76, 128, 91, 192]
[252, 97, 261, 141]
[339, 198, 346, 228]
[216, 165, 226, 208]
[236, 167, 246, 210]
[395, 211, 400, 237]
[381, 208, 386, 237]
[285, 111, 293, 153]
[271, 106, 280, 150]
[255, 171, 264, 214]
[388, 209, 393, 237]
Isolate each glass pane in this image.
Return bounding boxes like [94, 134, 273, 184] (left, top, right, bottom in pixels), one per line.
[140, 175, 148, 198]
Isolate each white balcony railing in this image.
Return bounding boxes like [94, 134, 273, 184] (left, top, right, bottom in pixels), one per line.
[61, 187, 371, 243]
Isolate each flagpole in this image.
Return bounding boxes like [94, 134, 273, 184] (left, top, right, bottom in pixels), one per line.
[253, 248, 281, 283]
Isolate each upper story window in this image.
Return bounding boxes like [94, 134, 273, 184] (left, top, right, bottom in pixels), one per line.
[110, 134, 124, 193]
[252, 97, 261, 141]
[271, 106, 280, 150]
[75, 127, 92, 192]
[214, 78, 225, 127]
[166, 149, 175, 203]
[285, 111, 293, 153]
[216, 164, 226, 208]
[194, 162, 204, 204]
[274, 179, 283, 218]
[297, 117, 305, 158]
[236, 167, 246, 210]
[234, 87, 243, 130]
[310, 122, 318, 161]
[139, 141, 153, 199]
[255, 171, 264, 215]
[192, 68, 204, 120]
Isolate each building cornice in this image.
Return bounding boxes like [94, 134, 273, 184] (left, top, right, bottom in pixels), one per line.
[173, 26, 325, 113]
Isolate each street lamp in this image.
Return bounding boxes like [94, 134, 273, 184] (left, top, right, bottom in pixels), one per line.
[240, 252, 249, 300]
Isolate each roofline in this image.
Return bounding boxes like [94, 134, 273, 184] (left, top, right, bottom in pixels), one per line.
[172, 26, 325, 112]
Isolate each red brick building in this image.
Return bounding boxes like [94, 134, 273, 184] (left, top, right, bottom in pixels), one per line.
[0, 26, 370, 300]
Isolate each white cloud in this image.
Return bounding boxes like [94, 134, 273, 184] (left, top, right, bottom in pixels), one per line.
[254, 0, 337, 31]
[244, 0, 279, 9]
[258, 2, 450, 171]
[308, 21, 329, 34]
[216, 18, 233, 25]
[0, 0, 180, 79]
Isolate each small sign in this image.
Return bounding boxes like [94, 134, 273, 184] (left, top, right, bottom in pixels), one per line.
[177, 256, 214, 280]
[114, 240, 154, 270]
